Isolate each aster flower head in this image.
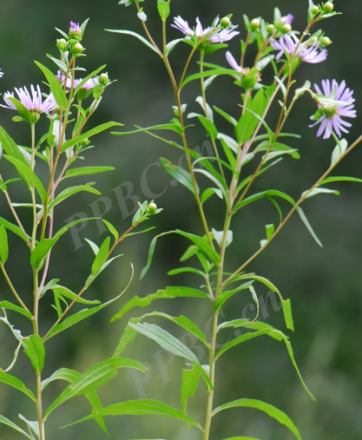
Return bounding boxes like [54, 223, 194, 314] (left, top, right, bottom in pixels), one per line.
[281, 14, 294, 25]
[310, 79, 356, 139]
[172, 15, 239, 46]
[57, 71, 99, 100]
[1, 85, 57, 123]
[270, 34, 328, 64]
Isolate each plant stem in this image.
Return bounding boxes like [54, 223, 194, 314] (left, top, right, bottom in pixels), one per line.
[0, 262, 31, 313]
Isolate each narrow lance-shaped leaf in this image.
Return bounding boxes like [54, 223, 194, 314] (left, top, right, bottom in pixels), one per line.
[105, 29, 160, 54]
[0, 415, 33, 440]
[213, 399, 302, 440]
[62, 399, 202, 431]
[0, 216, 29, 244]
[92, 237, 110, 277]
[23, 335, 45, 374]
[0, 301, 33, 320]
[111, 286, 209, 322]
[61, 122, 124, 151]
[181, 366, 201, 415]
[34, 61, 68, 110]
[65, 166, 115, 179]
[30, 237, 61, 271]
[0, 371, 36, 401]
[160, 158, 199, 196]
[0, 226, 9, 264]
[44, 358, 147, 420]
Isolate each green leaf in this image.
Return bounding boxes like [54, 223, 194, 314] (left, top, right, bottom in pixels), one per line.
[105, 29, 160, 54]
[0, 415, 33, 440]
[216, 329, 270, 359]
[157, 0, 170, 20]
[44, 293, 121, 341]
[213, 106, 237, 126]
[181, 366, 200, 415]
[235, 89, 268, 145]
[41, 367, 108, 434]
[50, 184, 101, 208]
[18, 415, 40, 440]
[74, 65, 107, 96]
[112, 123, 183, 136]
[61, 122, 124, 151]
[0, 226, 9, 264]
[180, 68, 239, 90]
[303, 188, 340, 199]
[65, 166, 115, 179]
[65, 399, 202, 430]
[44, 358, 147, 420]
[91, 237, 110, 277]
[0, 371, 36, 401]
[7, 97, 33, 122]
[140, 312, 209, 347]
[160, 158, 199, 195]
[0, 127, 32, 166]
[254, 141, 300, 160]
[201, 187, 223, 204]
[102, 220, 119, 241]
[166, 38, 184, 55]
[221, 437, 261, 440]
[0, 301, 32, 320]
[176, 230, 220, 265]
[30, 237, 61, 271]
[0, 217, 28, 244]
[4, 156, 47, 202]
[234, 189, 295, 213]
[215, 281, 254, 312]
[34, 61, 68, 110]
[197, 116, 218, 141]
[52, 286, 100, 306]
[320, 176, 362, 185]
[111, 286, 209, 322]
[237, 274, 294, 331]
[213, 399, 302, 440]
[23, 335, 45, 374]
[296, 207, 323, 248]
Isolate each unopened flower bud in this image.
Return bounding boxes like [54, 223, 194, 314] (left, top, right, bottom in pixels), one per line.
[57, 38, 68, 51]
[220, 17, 231, 27]
[71, 42, 84, 55]
[323, 2, 334, 12]
[321, 36, 332, 46]
[146, 202, 157, 215]
[99, 73, 110, 86]
[309, 36, 318, 44]
[69, 21, 82, 40]
[310, 5, 320, 15]
[266, 24, 275, 33]
[250, 18, 261, 29]
[281, 24, 292, 33]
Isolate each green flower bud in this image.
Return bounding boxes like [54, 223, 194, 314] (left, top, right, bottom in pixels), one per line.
[310, 5, 320, 15]
[56, 38, 68, 51]
[281, 24, 292, 33]
[320, 36, 332, 46]
[220, 17, 231, 27]
[240, 67, 261, 90]
[146, 202, 158, 215]
[323, 2, 334, 12]
[250, 18, 261, 29]
[71, 42, 85, 55]
[266, 24, 275, 33]
[99, 73, 110, 86]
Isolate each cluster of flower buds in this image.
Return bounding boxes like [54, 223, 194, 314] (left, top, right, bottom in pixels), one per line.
[56, 21, 87, 57]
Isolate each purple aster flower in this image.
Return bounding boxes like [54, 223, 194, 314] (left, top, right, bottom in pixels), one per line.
[310, 79, 356, 139]
[225, 51, 248, 73]
[281, 14, 294, 25]
[1, 85, 57, 113]
[57, 71, 99, 90]
[172, 16, 239, 43]
[270, 34, 327, 64]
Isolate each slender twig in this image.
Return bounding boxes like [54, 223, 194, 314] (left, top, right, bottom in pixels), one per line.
[0, 262, 31, 313]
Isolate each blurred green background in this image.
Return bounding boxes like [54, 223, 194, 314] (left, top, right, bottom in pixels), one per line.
[0, 0, 361, 439]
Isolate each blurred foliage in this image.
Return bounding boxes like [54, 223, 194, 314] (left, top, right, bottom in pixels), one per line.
[0, 0, 361, 439]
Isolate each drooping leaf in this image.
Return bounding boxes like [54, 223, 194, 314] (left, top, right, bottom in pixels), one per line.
[63, 399, 202, 430]
[234, 189, 295, 213]
[302, 188, 340, 199]
[111, 286, 209, 322]
[180, 68, 239, 90]
[105, 29, 160, 54]
[296, 207, 323, 248]
[0, 371, 36, 401]
[181, 366, 201, 415]
[61, 122, 124, 151]
[160, 158, 199, 195]
[23, 335, 45, 374]
[18, 415, 39, 440]
[51, 286, 100, 306]
[212, 399, 302, 440]
[44, 358, 147, 420]
[0, 301, 32, 320]
[50, 184, 101, 209]
[0, 415, 33, 440]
